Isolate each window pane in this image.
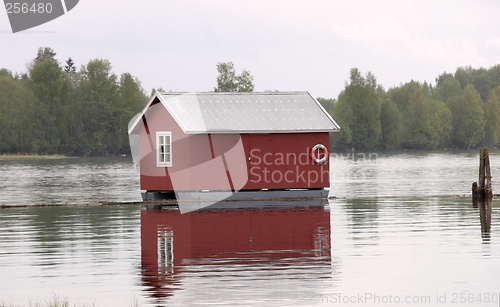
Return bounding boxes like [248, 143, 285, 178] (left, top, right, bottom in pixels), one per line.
[157, 132, 172, 166]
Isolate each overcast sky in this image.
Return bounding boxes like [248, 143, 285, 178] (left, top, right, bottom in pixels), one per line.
[1, 0, 500, 99]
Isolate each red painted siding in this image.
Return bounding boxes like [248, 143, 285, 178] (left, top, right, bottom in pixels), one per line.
[241, 132, 330, 190]
[139, 104, 331, 191]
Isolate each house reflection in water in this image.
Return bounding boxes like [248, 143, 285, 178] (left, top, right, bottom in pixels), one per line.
[140, 201, 333, 305]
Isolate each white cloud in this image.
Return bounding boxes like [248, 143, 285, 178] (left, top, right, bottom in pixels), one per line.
[331, 17, 485, 68]
[2, 0, 500, 98]
[486, 36, 500, 50]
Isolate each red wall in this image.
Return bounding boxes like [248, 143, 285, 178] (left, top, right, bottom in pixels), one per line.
[241, 133, 330, 190]
[138, 103, 331, 191]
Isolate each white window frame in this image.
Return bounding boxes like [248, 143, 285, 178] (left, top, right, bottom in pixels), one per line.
[156, 131, 172, 167]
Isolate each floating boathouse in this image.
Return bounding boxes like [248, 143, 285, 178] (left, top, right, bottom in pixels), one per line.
[127, 91, 340, 200]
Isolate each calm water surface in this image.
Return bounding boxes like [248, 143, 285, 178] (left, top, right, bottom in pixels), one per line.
[0, 152, 499, 306]
[0, 157, 141, 206]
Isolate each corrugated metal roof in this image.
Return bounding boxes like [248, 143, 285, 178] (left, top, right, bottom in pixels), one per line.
[155, 91, 340, 134]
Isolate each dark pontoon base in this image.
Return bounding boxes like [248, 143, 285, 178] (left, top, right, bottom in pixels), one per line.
[142, 197, 329, 211]
[141, 189, 329, 201]
[142, 191, 176, 200]
[141, 189, 330, 211]
[142, 189, 329, 212]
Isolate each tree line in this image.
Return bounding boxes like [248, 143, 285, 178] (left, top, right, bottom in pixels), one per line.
[0, 56, 258, 156]
[327, 66, 500, 151]
[1, 47, 499, 155]
[0, 47, 148, 156]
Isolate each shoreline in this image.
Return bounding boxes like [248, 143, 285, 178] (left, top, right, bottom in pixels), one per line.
[0, 201, 146, 209]
[0, 194, 489, 210]
[0, 154, 68, 160]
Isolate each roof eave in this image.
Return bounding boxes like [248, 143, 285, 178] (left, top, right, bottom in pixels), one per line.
[307, 92, 341, 130]
[127, 91, 161, 135]
[157, 92, 196, 134]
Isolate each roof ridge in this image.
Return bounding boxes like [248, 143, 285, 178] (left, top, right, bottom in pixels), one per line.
[159, 91, 309, 96]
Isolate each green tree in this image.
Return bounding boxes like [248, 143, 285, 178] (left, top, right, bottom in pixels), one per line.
[28, 57, 72, 153]
[116, 73, 148, 153]
[74, 59, 119, 155]
[64, 58, 76, 75]
[333, 68, 381, 150]
[64, 57, 78, 88]
[388, 80, 421, 114]
[435, 75, 462, 102]
[388, 81, 425, 148]
[487, 65, 500, 88]
[405, 89, 433, 149]
[35, 47, 56, 62]
[0, 76, 36, 153]
[379, 98, 403, 150]
[317, 97, 335, 113]
[0, 68, 13, 78]
[235, 69, 255, 92]
[470, 69, 491, 102]
[150, 87, 166, 97]
[387, 81, 453, 150]
[214, 62, 255, 92]
[454, 66, 472, 89]
[428, 99, 453, 148]
[214, 62, 236, 92]
[482, 86, 500, 147]
[448, 84, 485, 149]
[330, 97, 353, 149]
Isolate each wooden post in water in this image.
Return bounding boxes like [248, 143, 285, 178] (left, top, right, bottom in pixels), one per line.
[472, 147, 493, 202]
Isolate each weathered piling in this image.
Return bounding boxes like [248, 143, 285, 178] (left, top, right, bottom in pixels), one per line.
[472, 147, 493, 202]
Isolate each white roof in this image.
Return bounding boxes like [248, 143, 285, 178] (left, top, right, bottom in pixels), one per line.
[128, 91, 340, 135]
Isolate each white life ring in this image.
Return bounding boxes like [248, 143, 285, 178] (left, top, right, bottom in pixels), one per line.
[311, 144, 328, 164]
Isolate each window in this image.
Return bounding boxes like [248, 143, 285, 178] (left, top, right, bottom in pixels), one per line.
[157, 131, 172, 167]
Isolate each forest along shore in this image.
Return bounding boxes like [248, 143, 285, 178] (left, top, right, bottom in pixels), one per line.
[3, 47, 500, 158]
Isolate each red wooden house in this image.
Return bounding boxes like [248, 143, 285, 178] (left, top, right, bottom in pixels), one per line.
[128, 91, 340, 201]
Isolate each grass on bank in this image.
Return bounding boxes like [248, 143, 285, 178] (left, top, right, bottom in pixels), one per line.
[1, 297, 74, 307]
[0, 154, 67, 160]
[0, 296, 85, 307]
[0, 295, 141, 307]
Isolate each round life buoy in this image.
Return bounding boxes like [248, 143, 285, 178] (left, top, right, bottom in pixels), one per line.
[311, 144, 328, 164]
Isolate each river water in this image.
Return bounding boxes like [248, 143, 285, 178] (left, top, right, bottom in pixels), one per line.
[0, 152, 499, 306]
